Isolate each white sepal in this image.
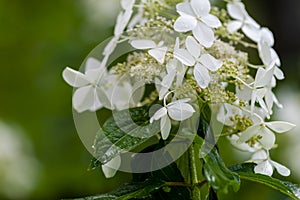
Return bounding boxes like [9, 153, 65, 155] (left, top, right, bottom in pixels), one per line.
[150, 107, 168, 123]
[270, 160, 291, 176]
[265, 121, 296, 133]
[161, 115, 171, 140]
[194, 63, 211, 89]
[149, 47, 168, 64]
[130, 40, 156, 49]
[63, 67, 89, 87]
[168, 100, 195, 121]
[254, 161, 273, 176]
[102, 155, 121, 178]
[199, 53, 222, 72]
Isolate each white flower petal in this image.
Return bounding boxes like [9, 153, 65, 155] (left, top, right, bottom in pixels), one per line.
[260, 27, 274, 47]
[121, 0, 135, 10]
[174, 37, 180, 50]
[148, 47, 168, 64]
[263, 67, 276, 85]
[159, 87, 169, 101]
[174, 48, 195, 66]
[111, 82, 134, 110]
[104, 37, 118, 57]
[161, 115, 171, 140]
[265, 90, 274, 114]
[168, 98, 191, 106]
[176, 2, 195, 17]
[130, 40, 156, 49]
[85, 67, 107, 84]
[250, 89, 257, 112]
[191, 0, 210, 17]
[150, 107, 167, 123]
[236, 84, 252, 101]
[254, 67, 274, 88]
[251, 150, 268, 161]
[63, 67, 90, 87]
[168, 101, 195, 121]
[199, 54, 222, 72]
[96, 87, 112, 110]
[254, 89, 269, 115]
[273, 95, 283, 109]
[254, 160, 273, 176]
[254, 67, 266, 87]
[259, 126, 276, 150]
[227, 20, 243, 33]
[271, 48, 281, 66]
[72, 86, 95, 113]
[102, 155, 121, 178]
[270, 160, 291, 176]
[265, 121, 296, 133]
[194, 63, 211, 88]
[192, 22, 214, 48]
[227, 2, 246, 21]
[87, 88, 104, 111]
[174, 16, 197, 32]
[114, 12, 125, 36]
[258, 41, 273, 67]
[201, 14, 221, 28]
[175, 63, 186, 87]
[114, 10, 133, 36]
[237, 124, 260, 144]
[155, 77, 162, 95]
[242, 25, 260, 42]
[85, 57, 103, 71]
[245, 16, 260, 29]
[185, 36, 201, 58]
[166, 59, 177, 74]
[274, 67, 284, 80]
[216, 104, 226, 124]
[271, 76, 277, 88]
[159, 73, 176, 100]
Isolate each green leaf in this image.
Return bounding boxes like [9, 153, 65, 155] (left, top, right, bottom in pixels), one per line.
[230, 163, 300, 200]
[92, 106, 160, 166]
[229, 163, 256, 174]
[175, 150, 190, 183]
[72, 178, 166, 200]
[202, 148, 240, 194]
[132, 142, 192, 200]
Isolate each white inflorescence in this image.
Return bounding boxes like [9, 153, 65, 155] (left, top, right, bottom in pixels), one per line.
[63, 0, 295, 178]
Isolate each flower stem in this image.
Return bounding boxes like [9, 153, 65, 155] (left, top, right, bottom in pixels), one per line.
[189, 144, 202, 200]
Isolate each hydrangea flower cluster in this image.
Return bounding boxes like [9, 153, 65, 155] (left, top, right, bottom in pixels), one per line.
[63, 0, 295, 178]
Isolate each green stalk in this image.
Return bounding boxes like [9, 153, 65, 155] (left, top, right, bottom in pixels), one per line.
[189, 144, 202, 200]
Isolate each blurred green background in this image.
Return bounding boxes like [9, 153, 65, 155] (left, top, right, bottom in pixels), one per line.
[0, 0, 299, 199]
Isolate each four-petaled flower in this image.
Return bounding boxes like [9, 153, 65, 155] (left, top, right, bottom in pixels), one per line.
[238, 121, 295, 150]
[63, 57, 142, 112]
[130, 40, 168, 64]
[251, 149, 290, 177]
[150, 97, 195, 140]
[227, 1, 260, 39]
[174, 36, 222, 88]
[174, 0, 221, 48]
[63, 58, 110, 113]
